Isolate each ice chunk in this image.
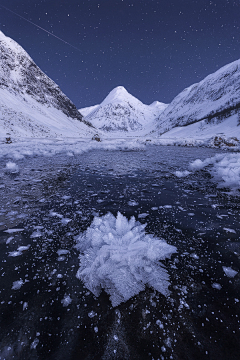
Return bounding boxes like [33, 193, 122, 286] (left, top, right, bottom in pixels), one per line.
[76, 212, 177, 307]
[128, 200, 139, 206]
[4, 228, 24, 234]
[12, 279, 24, 290]
[9, 244, 30, 257]
[57, 249, 69, 256]
[212, 283, 222, 290]
[174, 170, 191, 178]
[61, 294, 72, 307]
[5, 161, 19, 174]
[222, 266, 238, 278]
[138, 213, 149, 219]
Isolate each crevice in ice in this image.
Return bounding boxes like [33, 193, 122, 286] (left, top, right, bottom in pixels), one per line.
[75, 212, 177, 307]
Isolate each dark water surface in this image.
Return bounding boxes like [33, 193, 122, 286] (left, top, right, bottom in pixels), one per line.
[0, 146, 240, 360]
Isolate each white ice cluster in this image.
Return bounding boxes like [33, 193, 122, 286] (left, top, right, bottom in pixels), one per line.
[4, 161, 19, 174]
[75, 212, 177, 307]
[189, 153, 240, 190]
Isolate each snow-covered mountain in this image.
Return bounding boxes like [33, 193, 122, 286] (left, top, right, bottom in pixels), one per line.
[156, 59, 240, 135]
[0, 31, 94, 138]
[79, 86, 167, 132]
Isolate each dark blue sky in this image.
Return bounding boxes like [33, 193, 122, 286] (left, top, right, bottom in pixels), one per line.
[0, 0, 239, 108]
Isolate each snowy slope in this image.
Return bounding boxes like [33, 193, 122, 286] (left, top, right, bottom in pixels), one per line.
[159, 113, 240, 143]
[79, 104, 100, 118]
[0, 30, 94, 138]
[80, 86, 167, 132]
[156, 59, 240, 135]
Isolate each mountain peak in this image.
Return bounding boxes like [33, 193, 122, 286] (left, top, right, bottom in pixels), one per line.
[101, 86, 131, 106]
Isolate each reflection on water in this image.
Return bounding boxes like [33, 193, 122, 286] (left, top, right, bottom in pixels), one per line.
[0, 146, 239, 360]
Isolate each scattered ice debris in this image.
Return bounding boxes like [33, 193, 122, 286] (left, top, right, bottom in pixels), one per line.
[30, 338, 39, 350]
[138, 213, 149, 219]
[76, 212, 177, 307]
[9, 245, 30, 257]
[49, 210, 63, 218]
[4, 161, 19, 174]
[30, 230, 43, 238]
[6, 236, 14, 244]
[156, 319, 164, 329]
[174, 170, 191, 178]
[4, 228, 24, 234]
[128, 200, 139, 206]
[188, 153, 240, 191]
[23, 302, 28, 310]
[222, 266, 238, 278]
[61, 218, 72, 225]
[61, 294, 72, 307]
[190, 253, 199, 260]
[188, 213, 195, 216]
[88, 311, 97, 318]
[57, 249, 69, 256]
[62, 195, 71, 200]
[12, 279, 24, 290]
[151, 207, 158, 211]
[212, 283, 222, 290]
[94, 326, 98, 333]
[223, 228, 236, 234]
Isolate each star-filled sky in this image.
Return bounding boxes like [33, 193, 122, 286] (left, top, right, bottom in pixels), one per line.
[0, 0, 239, 108]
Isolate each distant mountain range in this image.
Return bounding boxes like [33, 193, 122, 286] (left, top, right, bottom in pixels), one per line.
[0, 30, 94, 138]
[1, 30, 240, 141]
[80, 60, 240, 140]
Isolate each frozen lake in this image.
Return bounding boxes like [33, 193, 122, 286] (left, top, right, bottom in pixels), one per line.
[0, 145, 240, 360]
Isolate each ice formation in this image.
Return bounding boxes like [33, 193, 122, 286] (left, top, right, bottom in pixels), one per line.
[75, 212, 177, 307]
[5, 161, 19, 174]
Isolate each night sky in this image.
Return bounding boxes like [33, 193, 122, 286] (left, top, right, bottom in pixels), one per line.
[0, 0, 239, 108]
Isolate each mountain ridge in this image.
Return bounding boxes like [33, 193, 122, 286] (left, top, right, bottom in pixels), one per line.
[0, 30, 94, 138]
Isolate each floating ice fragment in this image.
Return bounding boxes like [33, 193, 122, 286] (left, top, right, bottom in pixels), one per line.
[212, 283, 222, 290]
[88, 311, 97, 318]
[61, 294, 72, 307]
[9, 245, 30, 257]
[223, 228, 236, 234]
[30, 338, 39, 349]
[174, 170, 191, 178]
[222, 266, 238, 278]
[76, 212, 177, 307]
[57, 249, 69, 256]
[4, 228, 24, 234]
[61, 218, 72, 225]
[138, 213, 149, 219]
[5, 162, 19, 174]
[128, 200, 139, 206]
[12, 279, 24, 290]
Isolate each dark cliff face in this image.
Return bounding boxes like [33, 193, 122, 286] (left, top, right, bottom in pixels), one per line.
[0, 31, 83, 122]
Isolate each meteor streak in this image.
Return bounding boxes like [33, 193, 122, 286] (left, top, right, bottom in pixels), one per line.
[0, 4, 82, 52]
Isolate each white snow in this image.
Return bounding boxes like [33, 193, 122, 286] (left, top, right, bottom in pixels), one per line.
[75, 212, 177, 307]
